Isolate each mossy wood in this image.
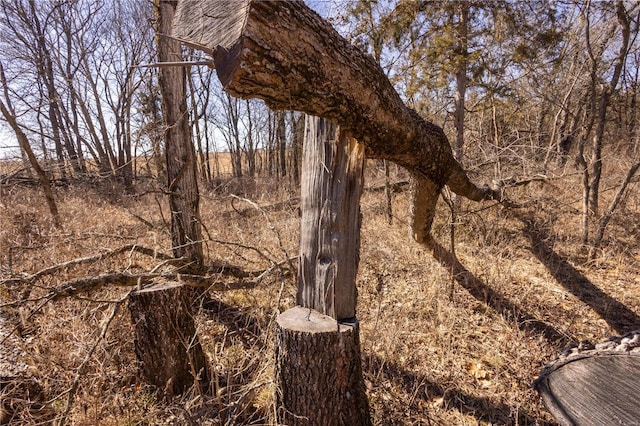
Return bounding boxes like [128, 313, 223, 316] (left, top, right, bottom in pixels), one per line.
[534, 338, 640, 426]
[298, 116, 364, 320]
[275, 306, 371, 426]
[172, 0, 500, 241]
[128, 282, 209, 395]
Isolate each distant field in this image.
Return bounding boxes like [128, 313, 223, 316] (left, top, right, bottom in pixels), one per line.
[0, 149, 281, 181]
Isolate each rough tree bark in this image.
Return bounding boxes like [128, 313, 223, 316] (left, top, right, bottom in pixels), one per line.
[276, 307, 370, 426]
[158, 0, 204, 267]
[126, 0, 208, 397]
[172, 0, 500, 241]
[128, 282, 209, 395]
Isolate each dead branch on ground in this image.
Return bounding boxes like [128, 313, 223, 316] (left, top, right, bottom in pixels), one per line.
[2, 244, 173, 286]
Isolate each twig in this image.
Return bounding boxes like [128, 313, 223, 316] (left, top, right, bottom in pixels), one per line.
[254, 257, 298, 284]
[229, 194, 296, 272]
[0, 297, 51, 346]
[208, 238, 275, 266]
[124, 209, 156, 229]
[1, 266, 269, 310]
[227, 196, 300, 217]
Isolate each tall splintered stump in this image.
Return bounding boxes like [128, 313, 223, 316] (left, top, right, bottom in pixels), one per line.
[128, 282, 209, 396]
[275, 116, 371, 425]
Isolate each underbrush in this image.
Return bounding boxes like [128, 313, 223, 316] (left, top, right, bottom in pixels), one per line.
[1, 162, 639, 425]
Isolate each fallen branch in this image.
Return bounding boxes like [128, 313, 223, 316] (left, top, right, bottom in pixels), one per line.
[48, 270, 262, 300]
[173, 0, 502, 243]
[491, 175, 548, 189]
[227, 195, 300, 218]
[207, 238, 276, 266]
[0, 174, 70, 188]
[2, 244, 173, 286]
[229, 195, 296, 272]
[365, 180, 410, 194]
[254, 256, 298, 284]
[124, 209, 158, 230]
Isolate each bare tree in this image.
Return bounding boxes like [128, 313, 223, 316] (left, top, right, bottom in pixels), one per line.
[0, 62, 61, 228]
[126, 0, 209, 398]
[155, 0, 203, 265]
[576, 0, 637, 247]
[0, 0, 72, 176]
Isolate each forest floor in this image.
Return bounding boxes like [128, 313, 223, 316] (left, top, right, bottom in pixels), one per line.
[1, 159, 639, 425]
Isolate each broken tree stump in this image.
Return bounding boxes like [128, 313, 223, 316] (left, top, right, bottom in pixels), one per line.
[275, 306, 370, 426]
[534, 330, 640, 426]
[274, 116, 371, 424]
[128, 282, 209, 396]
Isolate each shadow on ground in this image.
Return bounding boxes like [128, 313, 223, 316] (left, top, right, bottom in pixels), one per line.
[427, 239, 573, 346]
[517, 213, 640, 335]
[201, 295, 551, 424]
[363, 353, 552, 426]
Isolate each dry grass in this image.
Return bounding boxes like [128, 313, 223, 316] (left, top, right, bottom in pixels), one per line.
[1, 157, 639, 425]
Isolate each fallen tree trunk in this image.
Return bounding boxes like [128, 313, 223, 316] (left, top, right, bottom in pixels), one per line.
[172, 0, 500, 239]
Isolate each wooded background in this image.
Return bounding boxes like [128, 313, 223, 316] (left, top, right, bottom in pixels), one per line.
[1, 0, 638, 252]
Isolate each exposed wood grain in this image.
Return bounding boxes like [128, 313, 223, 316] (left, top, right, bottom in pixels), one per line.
[297, 117, 363, 320]
[535, 331, 640, 426]
[172, 0, 250, 55]
[537, 354, 640, 425]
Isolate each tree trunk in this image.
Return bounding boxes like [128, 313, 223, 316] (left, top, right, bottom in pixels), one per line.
[172, 0, 499, 240]
[534, 330, 640, 426]
[275, 306, 371, 426]
[156, 0, 203, 268]
[128, 282, 209, 396]
[584, 0, 631, 236]
[279, 116, 371, 424]
[128, 0, 209, 398]
[0, 100, 62, 230]
[0, 63, 62, 229]
[292, 112, 303, 185]
[297, 116, 364, 320]
[590, 161, 640, 259]
[277, 110, 287, 178]
[453, 0, 469, 165]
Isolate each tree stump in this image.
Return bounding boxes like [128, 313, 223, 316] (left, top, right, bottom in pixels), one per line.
[275, 306, 371, 426]
[128, 282, 209, 396]
[534, 330, 640, 425]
